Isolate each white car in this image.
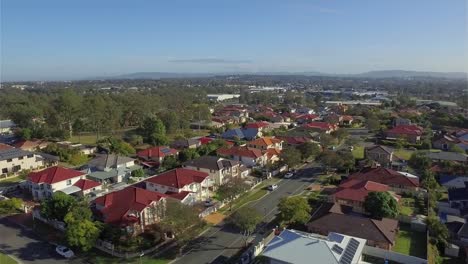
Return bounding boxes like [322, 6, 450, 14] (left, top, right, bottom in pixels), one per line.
[56, 245, 74, 258]
[284, 172, 294, 179]
[268, 184, 278, 191]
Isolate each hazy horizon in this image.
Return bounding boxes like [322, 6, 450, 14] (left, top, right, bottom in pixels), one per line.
[1, 0, 467, 81]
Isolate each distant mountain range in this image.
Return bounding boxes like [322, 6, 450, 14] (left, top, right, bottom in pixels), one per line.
[95, 70, 468, 80]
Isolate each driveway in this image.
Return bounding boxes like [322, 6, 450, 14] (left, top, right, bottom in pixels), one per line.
[0, 218, 75, 264]
[172, 163, 321, 264]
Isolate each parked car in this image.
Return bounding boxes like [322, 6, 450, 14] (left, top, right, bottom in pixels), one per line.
[284, 172, 294, 179]
[268, 184, 278, 191]
[56, 245, 74, 258]
[204, 199, 215, 207]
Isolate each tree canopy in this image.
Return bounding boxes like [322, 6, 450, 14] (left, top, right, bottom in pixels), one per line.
[227, 206, 262, 246]
[364, 192, 399, 219]
[278, 196, 311, 225]
[40, 192, 77, 221]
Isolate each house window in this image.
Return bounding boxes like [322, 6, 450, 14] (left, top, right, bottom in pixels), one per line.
[27, 154, 33, 158]
[1, 168, 7, 174]
[6, 159, 12, 162]
[18, 156, 24, 160]
[66, 180, 72, 185]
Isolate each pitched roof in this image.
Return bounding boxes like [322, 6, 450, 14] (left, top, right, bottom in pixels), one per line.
[448, 186, 468, 201]
[334, 179, 390, 202]
[307, 207, 398, 244]
[349, 167, 419, 188]
[137, 146, 178, 160]
[266, 148, 281, 159]
[386, 125, 423, 136]
[276, 136, 311, 145]
[94, 186, 166, 226]
[73, 179, 101, 191]
[245, 121, 270, 129]
[28, 166, 85, 184]
[145, 168, 209, 189]
[0, 143, 14, 151]
[13, 140, 48, 149]
[87, 154, 135, 170]
[183, 156, 239, 171]
[302, 122, 336, 131]
[0, 148, 32, 161]
[248, 137, 282, 147]
[365, 145, 393, 155]
[217, 146, 263, 159]
[427, 151, 468, 162]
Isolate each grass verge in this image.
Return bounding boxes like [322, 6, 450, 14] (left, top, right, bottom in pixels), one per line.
[0, 253, 17, 264]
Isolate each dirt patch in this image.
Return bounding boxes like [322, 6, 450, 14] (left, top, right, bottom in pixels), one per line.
[204, 212, 226, 225]
[307, 184, 322, 191]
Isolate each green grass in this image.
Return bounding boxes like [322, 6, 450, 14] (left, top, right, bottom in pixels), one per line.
[87, 251, 170, 264]
[400, 206, 414, 216]
[0, 253, 17, 264]
[393, 224, 427, 258]
[351, 146, 365, 159]
[394, 149, 414, 160]
[400, 197, 415, 216]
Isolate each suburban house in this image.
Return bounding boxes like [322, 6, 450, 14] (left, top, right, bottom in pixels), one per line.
[93, 186, 167, 234]
[385, 125, 423, 143]
[426, 151, 468, 165]
[448, 183, 468, 212]
[364, 145, 405, 169]
[145, 168, 210, 204]
[0, 143, 14, 151]
[302, 122, 337, 134]
[217, 146, 267, 167]
[221, 128, 261, 141]
[440, 175, 468, 189]
[137, 146, 179, 167]
[27, 166, 88, 200]
[393, 117, 412, 127]
[0, 148, 44, 178]
[244, 121, 271, 131]
[72, 178, 102, 196]
[247, 137, 283, 151]
[261, 229, 366, 264]
[56, 141, 96, 155]
[83, 154, 139, 184]
[13, 139, 49, 151]
[276, 136, 315, 147]
[331, 179, 397, 213]
[170, 138, 201, 149]
[296, 114, 320, 124]
[182, 156, 242, 186]
[348, 167, 420, 194]
[307, 203, 399, 250]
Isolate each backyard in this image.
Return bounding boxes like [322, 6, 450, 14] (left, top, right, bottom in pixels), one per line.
[393, 224, 427, 258]
[351, 146, 365, 159]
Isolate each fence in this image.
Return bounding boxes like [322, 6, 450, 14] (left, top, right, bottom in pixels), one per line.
[363, 245, 427, 264]
[199, 201, 225, 218]
[32, 209, 66, 231]
[94, 238, 175, 259]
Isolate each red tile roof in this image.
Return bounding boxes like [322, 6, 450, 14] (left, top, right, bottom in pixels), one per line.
[245, 121, 270, 129]
[28, 166, 85, 184]
[334, 179, 390, 202]
[145, 168, 209, 189]
[94, 186, 166, 226]
[302, 122, 336, 131]
[137, 146, 178, 160]
[276, 136, 311, 145]
[349, 167, 419, 188]
[217, 146, 263, 159]
[0, 143, 14, 151]
[248, 137, 282, 147]
[341, 115, 354, 121]
[13, 140, 48, 150]
[297, 114, 319, 120]
[386, 125, 423, 136]
[167, 191, 192, 201]
[199, 137, 214, 145]
[73, 179, 100, 191]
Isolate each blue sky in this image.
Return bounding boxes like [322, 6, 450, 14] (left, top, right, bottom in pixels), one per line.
[1, 0, 467, 81]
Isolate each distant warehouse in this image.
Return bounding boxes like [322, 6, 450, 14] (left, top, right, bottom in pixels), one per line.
[207, 94, 240, 102]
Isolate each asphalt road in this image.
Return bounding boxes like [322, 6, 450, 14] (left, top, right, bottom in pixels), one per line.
[0, 218, 73, 264]
[172, 163, 321, 264]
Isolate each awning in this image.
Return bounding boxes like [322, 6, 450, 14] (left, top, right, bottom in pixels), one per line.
[59, 185, 81, 195]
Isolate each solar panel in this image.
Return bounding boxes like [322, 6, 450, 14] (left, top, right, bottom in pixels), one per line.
[340, 238, 360, 264]
[332, 245, 344, 254]
[328, 232, 345, 243]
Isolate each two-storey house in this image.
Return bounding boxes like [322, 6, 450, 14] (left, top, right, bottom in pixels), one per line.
[182, 156, 242, 186]
[0, 148, 44, 178]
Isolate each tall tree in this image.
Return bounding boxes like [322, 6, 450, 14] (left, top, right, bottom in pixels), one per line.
[227, 206, 262, 246]
[40, 192, 77, 221]
[278, 196, 311, 225]
[280, 148, 302, 168]
[297, 142, 321, 160]
[64, 203, 101, 252]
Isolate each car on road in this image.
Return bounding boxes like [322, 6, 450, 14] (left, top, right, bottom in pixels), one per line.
[284, 172, 294, 179]
[268, 184, 278, 191]
[56, 245, 74, 258]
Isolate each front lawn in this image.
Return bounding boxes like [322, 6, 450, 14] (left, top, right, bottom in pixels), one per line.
[351, 146, 365, 159]
[394, 149, 414, 160]
[0, 253, 17, 264]
[393, 224, 427, 258]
